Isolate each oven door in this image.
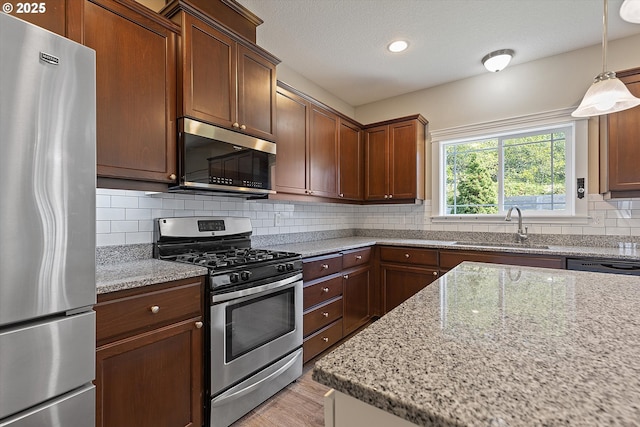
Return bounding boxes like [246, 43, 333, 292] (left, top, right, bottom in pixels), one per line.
[210, 273, 302, 395]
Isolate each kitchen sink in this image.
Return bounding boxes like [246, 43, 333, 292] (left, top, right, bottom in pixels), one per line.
[452, 241, 550, 250]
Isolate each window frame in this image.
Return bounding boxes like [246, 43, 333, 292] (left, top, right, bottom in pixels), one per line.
[430, 108, 589, 224]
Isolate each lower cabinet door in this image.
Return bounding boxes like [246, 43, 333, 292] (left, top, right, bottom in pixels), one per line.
[342, 266, 371, 336]
[382, 264, 438, 314]
[95, 318, 203, 427]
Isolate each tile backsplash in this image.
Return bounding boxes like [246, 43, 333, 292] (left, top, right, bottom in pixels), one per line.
[96, 189, 640, 247]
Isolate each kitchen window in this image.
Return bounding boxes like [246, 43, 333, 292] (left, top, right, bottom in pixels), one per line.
[431, 109, 588, 222]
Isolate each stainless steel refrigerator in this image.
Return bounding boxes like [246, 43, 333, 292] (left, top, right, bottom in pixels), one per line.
[0, 13, 97, 427]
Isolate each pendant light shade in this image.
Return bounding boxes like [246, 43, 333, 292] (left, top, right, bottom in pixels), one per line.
[620, 0, 640, 23]
[572, 0, 640, 117]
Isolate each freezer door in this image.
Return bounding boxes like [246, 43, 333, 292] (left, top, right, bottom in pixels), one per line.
[0, 384, 95, 427]
[0, 13, 97, 327]
[0, 311, 95, 420]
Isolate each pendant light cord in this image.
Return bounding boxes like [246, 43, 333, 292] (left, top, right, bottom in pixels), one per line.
[602, 0, 608, 74]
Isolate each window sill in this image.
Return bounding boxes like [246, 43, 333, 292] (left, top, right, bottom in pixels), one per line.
[430, 215, 590, 225]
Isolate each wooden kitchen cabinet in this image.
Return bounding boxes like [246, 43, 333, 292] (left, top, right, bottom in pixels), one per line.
[342, 247, 372, 336]
[163, 2, 278, 142]
[67, 0, 179, 190]
[601, 67, 640, 198]
[364, 115, 427, 202]
[338, 118, 364, 200]
[439, 250, 564, 273]
[379, 246, 439, 314]
[94, 277, 205, 427]
[302, 253, 344, 363]
[275, 82, 363, 201]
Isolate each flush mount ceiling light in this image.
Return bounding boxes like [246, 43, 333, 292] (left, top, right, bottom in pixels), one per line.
[388, 40, 408, 53]
[481, 49, 514, 72]
[572, 0, 640, 117]
[620, 0, 640, 23]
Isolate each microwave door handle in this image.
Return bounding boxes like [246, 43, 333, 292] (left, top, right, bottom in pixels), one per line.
[211, 273, 302, 303]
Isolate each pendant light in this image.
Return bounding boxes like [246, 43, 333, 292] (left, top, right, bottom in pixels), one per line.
[571, 0, 640, 117]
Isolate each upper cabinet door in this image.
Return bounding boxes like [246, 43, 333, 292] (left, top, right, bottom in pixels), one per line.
[606, 70, 640, 195]
[364, 125, 389, 200]
[237, 45, 277, 141]
[275, 88, 309, 195]
[182, 13, 236, 129]
[338, 119, 364, 201]
[309, 107, 339, 198]
[68, 0, 178, 186]
[389, 121, 418, 200]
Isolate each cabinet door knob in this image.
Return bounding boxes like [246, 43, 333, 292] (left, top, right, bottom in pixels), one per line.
[322, 287, 329, 293]
[322, 312, 329, 318]
[339, 193, 344, 197]
[195, 321, 203, 329]
[433, 271, 438, 276]
[343, 274, 349, 279]
[389, 194, 393, 199]
[405, 253, 410, 258]
[384, 195, 389, 199]
[322, 337, 329, 342]
[355, 255, 362, 260]
[168, 173, 177, 180]
[232, 122, 240, 128]
[321, 264, 329, 269]
[150, 305, 160, 314]
[240, 124, 246, 130]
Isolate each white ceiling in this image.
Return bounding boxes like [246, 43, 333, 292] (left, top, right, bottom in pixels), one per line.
[238, 0, 640, 107]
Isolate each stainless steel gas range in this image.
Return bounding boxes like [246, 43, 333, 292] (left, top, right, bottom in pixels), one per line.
[154, 217, 303, 427]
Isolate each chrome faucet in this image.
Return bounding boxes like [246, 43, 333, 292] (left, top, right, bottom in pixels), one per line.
[505, 206, 528, 243]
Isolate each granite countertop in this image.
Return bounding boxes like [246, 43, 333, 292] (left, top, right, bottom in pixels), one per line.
[96, 259, 208, 294]
[313, 262, 640, 426]
[258, 236, 640, 260]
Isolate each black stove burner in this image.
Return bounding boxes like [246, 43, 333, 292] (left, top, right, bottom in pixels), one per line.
[169, 248, 297, 271]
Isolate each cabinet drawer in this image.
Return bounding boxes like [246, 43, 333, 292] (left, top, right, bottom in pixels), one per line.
[380, 246, 438, 266]
[95, 281, 202, 344]
[303, 319, 343, 364]
[342, 247, 371, 269]
[303, 253, 343, 281]
[303, 297, 342, 336]
[303, 275, 343, 310]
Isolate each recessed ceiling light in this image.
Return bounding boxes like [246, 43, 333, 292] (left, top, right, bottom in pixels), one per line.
[388, 40, 408, 53]
[481, 49, 515, 72]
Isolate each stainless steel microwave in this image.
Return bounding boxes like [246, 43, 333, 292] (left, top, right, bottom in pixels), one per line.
[171, 118, 276, 198]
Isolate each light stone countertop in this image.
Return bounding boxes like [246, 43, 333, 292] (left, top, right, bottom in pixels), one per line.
[312, 262, 640, 426]
[96, 259, 208, 295]
[257, 236, 640, 260]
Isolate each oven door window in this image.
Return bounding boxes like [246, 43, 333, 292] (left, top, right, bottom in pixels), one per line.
[225, 287, 295, 362]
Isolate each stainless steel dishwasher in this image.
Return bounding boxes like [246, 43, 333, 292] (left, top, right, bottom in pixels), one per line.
[567, 258, 640, 276]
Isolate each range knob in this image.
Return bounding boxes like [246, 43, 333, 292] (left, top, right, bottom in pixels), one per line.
[285, 263, 294, 271]
[230, 273, 240, 283]
[240, 271, 252, 281]
[277, 264, 286, 272]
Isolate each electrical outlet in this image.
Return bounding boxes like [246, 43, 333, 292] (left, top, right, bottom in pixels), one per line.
[274, 212, 283, 227]
[593, 213, 604, 226]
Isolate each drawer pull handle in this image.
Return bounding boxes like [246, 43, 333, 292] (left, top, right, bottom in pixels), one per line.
[195, 321, 203, 329]
[433, 271, 438, 276]
[322, 337, 329, 342]
[343, 274, 349, 279]
[322, 287, 330, 293]
[322, 312, 329, 317]
[405, 253, 410, 258]
[321, 264, 329, 269]
[355, 255, 362, 260]
[150, 305, 160, 314]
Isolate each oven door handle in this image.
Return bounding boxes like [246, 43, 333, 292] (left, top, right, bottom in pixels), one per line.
[211, 272, 302, 303]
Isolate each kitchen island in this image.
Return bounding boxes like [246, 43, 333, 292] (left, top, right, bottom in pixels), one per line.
[313, 262, 640, 426]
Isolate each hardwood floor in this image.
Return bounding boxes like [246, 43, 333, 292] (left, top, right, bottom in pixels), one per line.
[231, 364, 329, 427]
